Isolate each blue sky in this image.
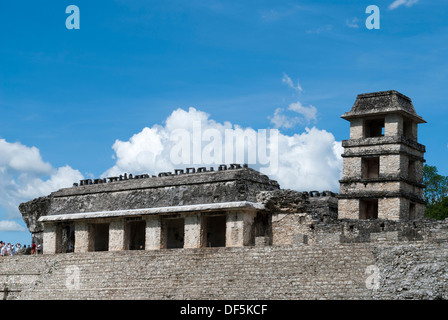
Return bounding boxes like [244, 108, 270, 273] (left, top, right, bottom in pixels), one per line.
[1, 0, 448, 245]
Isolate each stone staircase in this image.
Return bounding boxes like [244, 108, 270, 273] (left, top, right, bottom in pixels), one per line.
[11, 244, 377, 300]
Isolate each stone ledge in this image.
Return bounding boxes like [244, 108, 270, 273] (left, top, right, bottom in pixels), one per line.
[339, 177, 425, 188]
[338, 191, 425, 204]
[38, 201, 266, 223]
[342, 136, 425, 152]
[342, 150, 425, 161]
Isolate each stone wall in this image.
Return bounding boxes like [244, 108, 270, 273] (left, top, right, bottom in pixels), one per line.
[2, 232, 447, 300]
[3, 218, 446, 300]
[1, 244, 377, 300]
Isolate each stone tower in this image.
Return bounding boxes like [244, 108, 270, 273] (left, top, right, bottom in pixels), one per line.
[338, 90, 426, 220]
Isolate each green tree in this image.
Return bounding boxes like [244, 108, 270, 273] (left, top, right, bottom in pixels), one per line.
[423, 164, 448, 220]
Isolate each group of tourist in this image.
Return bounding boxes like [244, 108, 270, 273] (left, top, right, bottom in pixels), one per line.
[0, 241, 42, 256]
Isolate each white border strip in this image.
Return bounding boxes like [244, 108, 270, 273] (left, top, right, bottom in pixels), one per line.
[38, 201, 265, 222]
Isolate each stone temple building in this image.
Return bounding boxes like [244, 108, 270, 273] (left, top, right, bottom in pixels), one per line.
[338, 90, 426, 220]
[4, 90, 447, 300]
[19, 90, 426, 254]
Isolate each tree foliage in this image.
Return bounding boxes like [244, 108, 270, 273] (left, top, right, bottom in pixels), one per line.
[423, 164, 448, 220]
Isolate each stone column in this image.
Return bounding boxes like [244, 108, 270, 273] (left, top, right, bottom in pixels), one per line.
[225, 211, 256, 247]
[184, 213, 202, 249]
[74, 221, 89, 253]
[42, 222, 59, 255]
[109, 219, 125, 251]
[145, 215, 161, 250]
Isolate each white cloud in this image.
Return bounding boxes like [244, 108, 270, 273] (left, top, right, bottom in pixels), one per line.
[103, 107, 342, 192]
[273, 127, 343, 191]
[270, 74, 317, 129]
[0, 220, 27, 232]
[0, 139, 52, 174]
[306, 24, 333, 35]
[389, 0, 418, 10]
[288, 101, 317, 123]
[282, 73, 303, 93]
[0, 139, 83, 221]
[346, 17, 359, 28]
[269, 108, 301, 129]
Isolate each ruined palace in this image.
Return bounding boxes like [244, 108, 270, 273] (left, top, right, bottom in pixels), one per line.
[2, 90, 447, 300]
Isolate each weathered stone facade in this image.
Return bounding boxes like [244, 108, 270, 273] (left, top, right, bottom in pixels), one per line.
[339, 90, 426, 220]
[5, 90, 447, 300]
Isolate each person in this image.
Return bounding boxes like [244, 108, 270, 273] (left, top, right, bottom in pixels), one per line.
[36, 243, 42, 254]
[15, 243, 21, 255]
[31, 242, 36, 255]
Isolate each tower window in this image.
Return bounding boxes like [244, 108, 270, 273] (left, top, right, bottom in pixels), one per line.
[408, 159, 416, 181]
[361, 157, 380, 179]
[364, 119, 385, 138]
[403, 120, 417, 140]
[409, 203, 416, 220]
[359, 199, 378, 220]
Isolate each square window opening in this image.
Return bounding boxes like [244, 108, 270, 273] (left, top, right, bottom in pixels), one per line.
[362, 157, 380, 179]
[359, 199, 378, 220]
[364, 119, 385, 138]
[202, 215, 226, 247]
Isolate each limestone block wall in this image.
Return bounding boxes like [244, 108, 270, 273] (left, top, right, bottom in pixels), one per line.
[338, 199, 359, 219]
[379, 154, 402, 177]
[378, 198, 407, 220]
[8, 244, 378, 300]
[350, 118, 363, 139]
[271, 212, 311, 245]
[3, 219, 447, 300]
[373, 242, 448, 299]
[342, 157, 362, 179]
[385, 113, 403, 136]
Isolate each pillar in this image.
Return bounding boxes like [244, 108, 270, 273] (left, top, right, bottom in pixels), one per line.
[109, 219, 125, 251]
[42, 222, 59, 254]
[74, 221, 89, 253]
[145, 215, 161, 250]
[184, 213, 202, 249]
[225, 211, 256, 247]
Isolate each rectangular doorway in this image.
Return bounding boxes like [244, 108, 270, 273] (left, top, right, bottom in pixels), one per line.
[409, 202, 416, 220]
[61, 223, 75, 253]
[127, 219, 146, 250]
[91, 223, 109, 252]
[361, 157, 380, 179]
[202, 215, 226, 247]
[359, 199, 378, 220]
[164, 218, 184, 249]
